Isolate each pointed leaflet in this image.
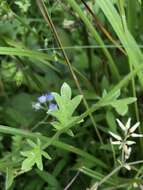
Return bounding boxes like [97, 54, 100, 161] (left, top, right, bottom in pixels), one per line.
[61, 82, 72, 100]
[70, 95, 83, 115]
[111, 97, 136, 115]
[5, 167, 14, 190]
[52, 93, 63, 110]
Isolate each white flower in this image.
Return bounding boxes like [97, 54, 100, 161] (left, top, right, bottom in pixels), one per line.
[32, 102, 41, 111]
[113, 118, 142, 138]
[109, 118, 143, 162]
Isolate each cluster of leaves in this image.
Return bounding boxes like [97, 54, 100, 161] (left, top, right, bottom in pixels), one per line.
[48, 83, 83, 136]
[3, 82, 83, 189]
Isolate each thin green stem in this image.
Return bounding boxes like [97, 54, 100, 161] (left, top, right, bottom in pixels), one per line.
[90, 158, 142, 190]
[110, 138, 116, 166]
[90, 165, 122, 189]
[127, 165, 143, 190]
[128, 160, 143, 166]
[32, 115, 49, 131]
[42, 131, 61, 149]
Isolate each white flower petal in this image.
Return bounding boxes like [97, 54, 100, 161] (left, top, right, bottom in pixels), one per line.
[125, 147, 132, 160]
[124, 164, 131, 170]
[133, 183, 138, 188]
[116, 119, 126, 131]
[119, 144, 122, 149]
[123, 144, 128, 152]
[109, 131, 122, 141]
[126, 118, 131, 130]
[111, 141, 121, 145]
[131, 133, 143, 137]
[128, 147, 132, 154]
[129, 122, 140, 133]
[126, 141, 136, 145]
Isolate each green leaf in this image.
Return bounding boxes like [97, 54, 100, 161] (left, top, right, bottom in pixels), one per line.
[70, 95, 83, 115]
[114, 103, 128, 116]
[36, 169, 60, 189]
[106, 110, 117, 133]
[111, 97, 137, 115]
[60, 82, 72, 100]
[5, 167, 14, 190]
[21, 152, 35, 171]
[103, 89, 120, 101]
[48, 83, 82, 134]
[21, 139, 51, 172]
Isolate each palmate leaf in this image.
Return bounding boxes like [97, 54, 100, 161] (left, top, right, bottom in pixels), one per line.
[48, 83, 82, 135]
[21, 139, 51, 172]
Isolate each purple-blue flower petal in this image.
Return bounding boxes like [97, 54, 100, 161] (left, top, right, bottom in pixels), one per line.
[46, 93, 54, 101]
[49, 103, 57, 111]
[38, 95, 47, 103]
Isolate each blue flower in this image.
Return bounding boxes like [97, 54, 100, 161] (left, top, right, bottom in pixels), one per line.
[48, 103, 57, 111]
[38, 95, 47, 103]
[38, 93, 54, 103]
[46, 93, 54, 101]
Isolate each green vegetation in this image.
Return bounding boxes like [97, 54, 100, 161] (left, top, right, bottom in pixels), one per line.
[0, 0, 143, 189]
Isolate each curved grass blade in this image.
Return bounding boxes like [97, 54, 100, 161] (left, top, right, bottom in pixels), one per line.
[0, 125, 107, 169]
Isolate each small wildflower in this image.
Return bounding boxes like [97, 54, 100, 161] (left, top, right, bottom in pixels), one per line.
[32, 102, 41, 111]
[38, 95, 47, 103]
[48, 103, 57, 111]
[46, 93, 54, 101]
[110, 118, 143, 163]
[63, 19, 74, 29]
[38, 93, 54, 103]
